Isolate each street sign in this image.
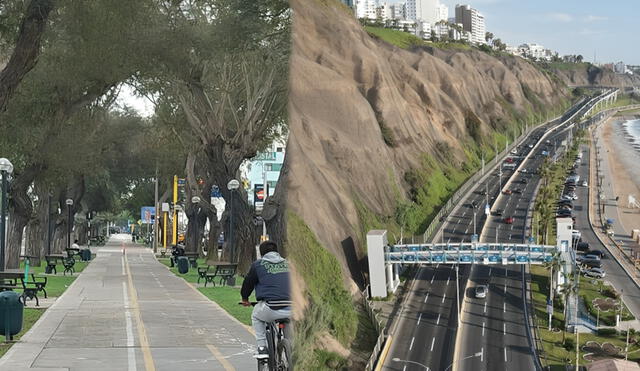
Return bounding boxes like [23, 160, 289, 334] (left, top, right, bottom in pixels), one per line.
[547, 298, 553, 314]
[161, 203, 170, 212]
[211, 185, 222, 198]
[177, 178, 186, 186]
[254, 184, 265, 203]
[140, 206, 156, 224]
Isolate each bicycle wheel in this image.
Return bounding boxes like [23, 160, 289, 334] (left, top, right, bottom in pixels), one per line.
[257, 359, 269, 371]
[276, 338, 293, 371]
[266, 326, 277, 371]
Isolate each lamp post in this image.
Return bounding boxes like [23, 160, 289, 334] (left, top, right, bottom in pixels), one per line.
[227, 179, 240, 263]
[0, 158, 13, 272]
[191, 196, 201, 256]
[391, 358, 429, 370]
[444, 351, 483, 371]
[65, 198, 73, 251]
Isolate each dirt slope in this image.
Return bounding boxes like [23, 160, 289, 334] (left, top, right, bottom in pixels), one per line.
[552, 63, 640, 87]
[281, 0, 601, 365]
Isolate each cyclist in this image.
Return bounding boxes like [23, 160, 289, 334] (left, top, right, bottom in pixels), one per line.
[241, 240, 291, 359]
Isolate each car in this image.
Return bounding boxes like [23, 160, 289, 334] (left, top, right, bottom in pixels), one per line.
[528, 144, 534, 148]
[512, 188, 522, 194]
[504, 217, 514, 224]
[557, 210, 573, 217]
[561, 195, 573, 201]
[503, 189, 513, 195]
[572, 230, 582, 239]
[475, 285, 488, 299]
[511, 149, 518, 154]
[559, 205, 572, 211]
[584, 254, 600, 261]
[505, 157, 514, 163]
[478, 189, 487, 196]
[493, 209, 503, 216]
[558, 200, 573, 205]
[581, 180, 588, 187]
[576, 242, 590, 251]
[585, 268, 605, 278]
[520, 168, 528, 173]
[588, 249, 605, 258]
[521, 178, 528, 184]
[582, 259, 602, 268]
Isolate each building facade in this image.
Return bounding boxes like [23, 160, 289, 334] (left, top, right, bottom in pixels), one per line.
[243, 142, 286, 209]
[355, 0, 377, 19]
[405, 0, 440, 24]
[455, 4, 485, 44]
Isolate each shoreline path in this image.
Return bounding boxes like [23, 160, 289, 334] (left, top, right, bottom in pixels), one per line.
[0, 234, 255, 371]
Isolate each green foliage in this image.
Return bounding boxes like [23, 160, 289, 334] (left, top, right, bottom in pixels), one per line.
[597, 328, 618, 336]
[465, 110, 483, 143]
[364, 26, 424, 49]
[309, 350, 349, 370]
[563, 337, 574, 350]
[287, 212, 357, 350]
[378, 119, 396, 147]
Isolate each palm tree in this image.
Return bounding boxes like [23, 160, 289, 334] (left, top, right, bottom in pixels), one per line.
[561, 272, 579, 344]
[544, 251, 564, 328]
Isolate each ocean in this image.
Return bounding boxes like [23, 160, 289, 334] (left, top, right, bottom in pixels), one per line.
[622, 119, 640, 150]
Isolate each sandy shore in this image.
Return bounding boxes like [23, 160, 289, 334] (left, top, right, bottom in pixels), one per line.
[601, 118, 640, 234]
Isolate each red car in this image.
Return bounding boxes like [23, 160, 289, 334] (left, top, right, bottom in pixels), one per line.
[503, 189, 513, 195]
[504, 217, 514, 224]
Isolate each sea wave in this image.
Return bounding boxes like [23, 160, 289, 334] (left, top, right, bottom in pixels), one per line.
[622, 119, 640, 150]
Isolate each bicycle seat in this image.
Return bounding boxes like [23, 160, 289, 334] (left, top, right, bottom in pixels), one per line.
[275, 318, 290, 324]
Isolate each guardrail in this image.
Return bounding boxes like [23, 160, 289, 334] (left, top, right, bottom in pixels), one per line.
[362, 285, 387, 371]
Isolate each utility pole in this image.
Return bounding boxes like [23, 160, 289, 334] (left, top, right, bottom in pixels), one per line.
[172, 175, 178, 246]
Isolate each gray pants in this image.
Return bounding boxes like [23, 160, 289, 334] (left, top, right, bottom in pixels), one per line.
[252, 301, 291, 348]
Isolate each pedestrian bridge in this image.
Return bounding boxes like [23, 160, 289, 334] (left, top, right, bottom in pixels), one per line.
[386, 243, 556, 265]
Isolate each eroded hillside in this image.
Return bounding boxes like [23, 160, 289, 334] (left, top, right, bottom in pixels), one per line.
[280, 0, 592, 368]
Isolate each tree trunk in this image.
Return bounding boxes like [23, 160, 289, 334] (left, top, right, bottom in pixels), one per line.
[5, 212, 29, 269]
[0, 0, 55, 114]
[262, 139, 290, 255]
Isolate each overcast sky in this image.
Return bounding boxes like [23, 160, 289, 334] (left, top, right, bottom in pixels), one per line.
[398, 0, 639, 64]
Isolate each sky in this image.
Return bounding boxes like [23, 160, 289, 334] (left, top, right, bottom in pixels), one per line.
[396, 0, 640, 65]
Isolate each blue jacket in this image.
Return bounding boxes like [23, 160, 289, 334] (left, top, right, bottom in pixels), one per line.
[241, 252, 290, 302]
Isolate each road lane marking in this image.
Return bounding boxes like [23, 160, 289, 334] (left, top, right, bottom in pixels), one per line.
[504, 348, 507, 362]
[503, 323, 506, 335]
[206, 344, 235, 371]
[503, 302, 506, 313]
[484, 302, 487, 313]
[504, 284, 507, 293]
[431, 275, 435, 284]
[505, 268, 508, 277]
[489, 267, 492, 275]
[424, 293, 429, 303]
[409, 337, 415, 351]
[436, 313, 441, 325]
[124, 253, 156, 371]
[122, 281, 136, 371]
[481, 347, 484, 362]
[482, 322, 485, 336]
[442, 293, 446, 303]
[465, 227, 469, 234]
[417, 313, 422, 325]
[446, 276, 450, 285]
[430, 337, 436, 351]
[403, 365, 407, 371]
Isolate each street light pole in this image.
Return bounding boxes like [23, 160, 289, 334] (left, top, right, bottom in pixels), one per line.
[66, 199, 74, 251]
[0, 158, 13, 272]
[444, 351, 483, 371]
[391, 358, 429, 370]
[192, 196, 201, 256]
[227, 179, 240, 263]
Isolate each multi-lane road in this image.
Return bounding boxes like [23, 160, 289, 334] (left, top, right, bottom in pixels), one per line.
[382, 93, 610, 371]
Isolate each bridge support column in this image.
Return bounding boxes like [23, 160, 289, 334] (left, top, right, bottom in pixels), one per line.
[367, 230, 389, 298]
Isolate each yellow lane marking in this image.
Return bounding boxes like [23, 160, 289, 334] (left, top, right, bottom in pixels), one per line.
[124, 254, 157, 371]
[206, 344, 236, 371]
[374, 335, 393, 371]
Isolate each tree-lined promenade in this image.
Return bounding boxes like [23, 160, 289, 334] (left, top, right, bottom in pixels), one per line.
[0, 0, 290, 271]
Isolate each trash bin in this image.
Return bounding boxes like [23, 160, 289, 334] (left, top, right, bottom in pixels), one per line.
[177, 256, 189, 274]
[82, 249, 92, 261]
[0, 291, 23, 341]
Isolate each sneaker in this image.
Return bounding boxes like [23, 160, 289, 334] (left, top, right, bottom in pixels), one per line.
[254, 346, 269, 359]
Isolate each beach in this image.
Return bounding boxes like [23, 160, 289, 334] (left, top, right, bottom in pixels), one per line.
[600, 114, 640, 235]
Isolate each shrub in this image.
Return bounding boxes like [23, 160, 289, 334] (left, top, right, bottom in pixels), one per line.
[564, 338, 575, 350]
[552, 317, 564, 330]
[597, 328, 617, 336]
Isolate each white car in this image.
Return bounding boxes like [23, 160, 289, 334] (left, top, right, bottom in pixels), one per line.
[475, 285, 488, 299]
[581, 181, 588, 187]
[585, 268, 605, 278]
[584, 254, 600, 261]
[572, 230, 582, 239]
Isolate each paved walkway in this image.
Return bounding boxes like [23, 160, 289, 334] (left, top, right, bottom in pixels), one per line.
[0, 234, 256, 371]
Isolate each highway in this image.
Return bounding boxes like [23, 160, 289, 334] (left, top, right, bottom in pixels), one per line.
[456, 93, 614, 371]
[382, 95, 605, 371]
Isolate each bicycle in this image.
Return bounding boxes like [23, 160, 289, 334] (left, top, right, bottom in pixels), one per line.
[240, 301, 293, 371]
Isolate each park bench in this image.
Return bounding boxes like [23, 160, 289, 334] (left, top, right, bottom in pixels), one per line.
[197, 266, 209, 284]
[63, 258, 76, 276]
[66, 248, 82, 259]
[204, 264, 237, 287]
[45, 254, 66, 274]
